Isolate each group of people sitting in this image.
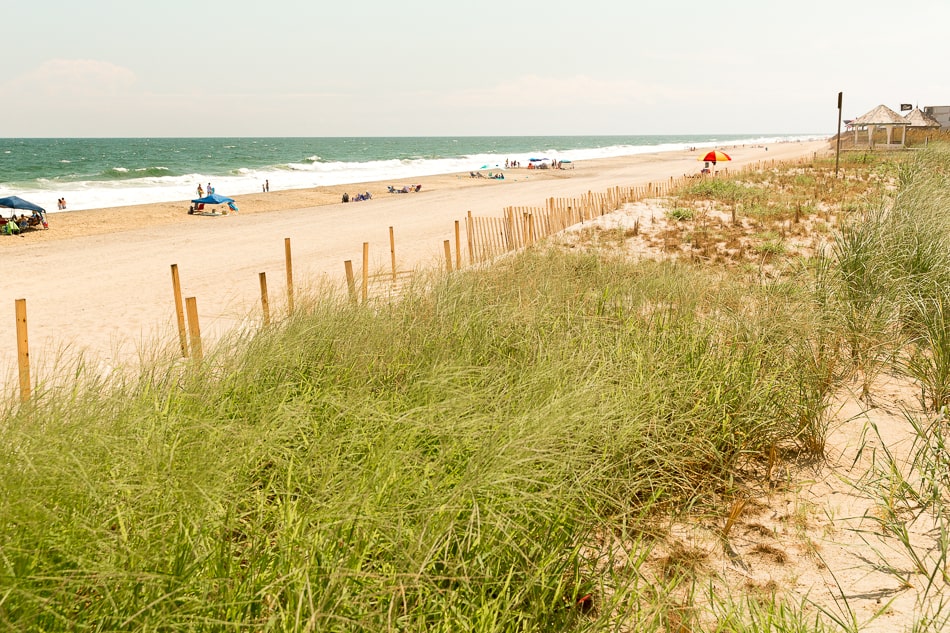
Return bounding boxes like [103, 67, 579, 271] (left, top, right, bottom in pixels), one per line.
[342, 191, 373, 203]
[387, 185, 422, 194]
[1, 212, 47, 235]
[470, 171, 505, 180]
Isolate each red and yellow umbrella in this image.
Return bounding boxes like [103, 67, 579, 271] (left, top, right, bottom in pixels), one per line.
[697, 150, 732, 163]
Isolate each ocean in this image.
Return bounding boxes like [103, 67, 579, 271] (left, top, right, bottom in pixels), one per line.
[0, 135, 824, 213]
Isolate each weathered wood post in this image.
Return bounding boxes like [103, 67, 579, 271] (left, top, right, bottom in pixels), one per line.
[15, 299, 30, 403]
[466, 211, 475, 265]
[362, 242, 369, 303]
[344, 260, 357, 304]
[444, 240, 452, 272]
[389, 226, 397, 283]
[185, 297, 203, 361]
[284, 238, 294, 316]
[259, 272, 270, 326]
[454, 220, 461, 270]
[170, 264, 188, 357]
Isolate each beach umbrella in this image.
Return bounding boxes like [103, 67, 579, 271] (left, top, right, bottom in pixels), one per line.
[697, 150, 731, 163]
[0, 195, 46, 213]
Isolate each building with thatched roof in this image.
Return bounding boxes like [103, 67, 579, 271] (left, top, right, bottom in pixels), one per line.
[904, 107, 941, 128]
[850, 104, 910, 148]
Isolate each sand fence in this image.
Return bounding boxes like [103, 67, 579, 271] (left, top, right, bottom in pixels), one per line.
[8, 157, 808, 404]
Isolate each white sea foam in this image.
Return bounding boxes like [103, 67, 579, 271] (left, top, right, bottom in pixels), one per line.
[0, 135, 825, 213]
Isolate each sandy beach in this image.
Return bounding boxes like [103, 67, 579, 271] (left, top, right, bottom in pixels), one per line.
[0, 140, 828, 384]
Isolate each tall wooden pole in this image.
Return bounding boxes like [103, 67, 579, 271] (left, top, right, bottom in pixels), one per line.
[15, 299, 30, 403]
[284, 238, 294, 316]
[835, 91, 843, 178]
[443, 240, 452, 272]
[454, 220, 461, 270]
[170, 264, 188, 357]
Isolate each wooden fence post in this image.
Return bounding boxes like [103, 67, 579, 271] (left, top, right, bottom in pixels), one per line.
[170, 264, 188, 357]
[185, 297, 203, 361]
[444, 240, 452, 272]
[284, 238, 294, 316]
[466, 211, 475, 265]
[15, 299, 30, 404]
[362, 242, 369, 303]
[344, 260, 357, 304]
[389, 227, 397, 282]
[259, 272, 270, 326]
[454, 220, 461, 270]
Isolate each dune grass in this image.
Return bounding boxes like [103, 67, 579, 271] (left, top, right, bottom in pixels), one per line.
[0, 246, 835, 630]
[1, 144, 949, 631]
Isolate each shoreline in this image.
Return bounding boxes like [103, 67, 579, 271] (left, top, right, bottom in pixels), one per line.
[2, 139, 825, 244]
[0, 140, 829, 382]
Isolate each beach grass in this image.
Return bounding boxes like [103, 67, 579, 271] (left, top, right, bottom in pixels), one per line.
[2, 144, 950, 630]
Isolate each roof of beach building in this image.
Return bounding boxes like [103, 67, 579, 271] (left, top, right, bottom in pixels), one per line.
[851, 104, 910, 126]
[904, 107, 941, 128]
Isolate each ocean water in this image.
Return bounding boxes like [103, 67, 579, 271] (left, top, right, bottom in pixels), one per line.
[0, 135, 824, 213]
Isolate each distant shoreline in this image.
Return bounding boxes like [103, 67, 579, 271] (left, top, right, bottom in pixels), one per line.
[0, 140, 829, 245]
[0, 134, 829, 216]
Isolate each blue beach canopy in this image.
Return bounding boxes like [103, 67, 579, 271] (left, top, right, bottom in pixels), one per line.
[192, 193, 235, 205]
[0, 196, 46, 213]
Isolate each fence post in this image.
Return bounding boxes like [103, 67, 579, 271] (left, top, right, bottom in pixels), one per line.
[185, 297, 203, 361]
[15, 299, 30, 404]
[444, 240, 452, 272]
[454, 220, 461, 270]
[259, 272, 270, 326]
[389, 226, 397, 283]
[170, 264, 188, 357]
[467, 211, 475, 265]
[284, 238, 294, 316]
[344, 260, 357, 304]
[362, 242, 369, 303]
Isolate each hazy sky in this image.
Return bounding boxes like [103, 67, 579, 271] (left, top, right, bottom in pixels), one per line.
[2, 0, 946, 137]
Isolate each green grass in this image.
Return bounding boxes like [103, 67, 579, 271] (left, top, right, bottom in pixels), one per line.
[2, 144, 950, 630]
[0, 251, 835, 630]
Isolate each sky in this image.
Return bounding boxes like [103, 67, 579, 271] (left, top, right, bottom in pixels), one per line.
[1, 0, 947, 138]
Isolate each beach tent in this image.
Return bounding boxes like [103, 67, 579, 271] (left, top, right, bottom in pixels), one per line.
[191, 193, 235, 205]
[190, 192, 238, 214]
[0, 196, 48, 231]
[0, 196, 46, 214]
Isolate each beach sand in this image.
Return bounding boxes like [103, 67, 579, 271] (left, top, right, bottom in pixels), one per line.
[0, 140, 828, 385]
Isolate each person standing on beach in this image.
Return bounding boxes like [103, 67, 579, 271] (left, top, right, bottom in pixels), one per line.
[265, 179, 270, 192]
[197, 184, 204, 197]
